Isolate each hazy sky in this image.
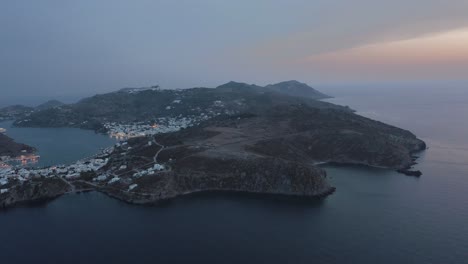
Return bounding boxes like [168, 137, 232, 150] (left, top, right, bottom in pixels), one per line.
[2, 0, 468, 103]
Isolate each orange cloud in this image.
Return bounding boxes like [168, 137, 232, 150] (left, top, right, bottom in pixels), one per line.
[288, 28, 468, 81]
[303, 28, 468, 66]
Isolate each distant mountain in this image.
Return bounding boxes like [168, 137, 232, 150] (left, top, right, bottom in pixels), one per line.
[35, 100, 64, 111]
[265, 80, 330, 99]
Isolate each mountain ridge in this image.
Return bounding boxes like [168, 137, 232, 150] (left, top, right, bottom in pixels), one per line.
[13, 81, 341, 130]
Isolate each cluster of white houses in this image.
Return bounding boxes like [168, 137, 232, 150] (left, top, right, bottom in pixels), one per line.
[132, 163, 165, 178]
[0, 153, 111, 194]
[104, 98, 243, 139]
[0, 138, 172, 195]
[105, 114, 212, 139]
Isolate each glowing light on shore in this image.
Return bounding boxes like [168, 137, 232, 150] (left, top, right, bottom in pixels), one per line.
[15, 154, 40, 166]
[0, 162, 11, 168]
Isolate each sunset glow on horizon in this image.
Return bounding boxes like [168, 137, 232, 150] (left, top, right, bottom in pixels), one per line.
[276, 28, 468, 81]
[305, 28, 468, 66]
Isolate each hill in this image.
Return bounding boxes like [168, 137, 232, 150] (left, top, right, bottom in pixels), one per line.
[265, 80, 331, 99]
[14, 81, 343, 130]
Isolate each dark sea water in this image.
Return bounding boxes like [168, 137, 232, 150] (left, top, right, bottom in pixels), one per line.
[0, 121, 116, 167]
[1, 85, 468, 263]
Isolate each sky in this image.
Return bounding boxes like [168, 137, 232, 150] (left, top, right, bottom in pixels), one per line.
[1, 0, 468, 105]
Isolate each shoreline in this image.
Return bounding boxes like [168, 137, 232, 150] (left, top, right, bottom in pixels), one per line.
[1, 181, 336, 210]
[99, 186, 337, 207]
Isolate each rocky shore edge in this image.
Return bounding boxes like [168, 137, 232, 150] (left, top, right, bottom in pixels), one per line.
[1, 180, 336, 210]
[99, 186, 337, 206]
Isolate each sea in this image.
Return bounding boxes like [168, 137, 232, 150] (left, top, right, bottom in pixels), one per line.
[1, 84, 468, 264]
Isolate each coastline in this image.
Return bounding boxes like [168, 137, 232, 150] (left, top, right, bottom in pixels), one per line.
[1, 133, 426, 210]
[0, 84, 427, 211]
[1, 177, 336, 210]
[99, 186, 337, 207]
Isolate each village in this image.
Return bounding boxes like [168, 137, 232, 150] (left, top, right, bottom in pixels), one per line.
[105, 113, 216, 140]
[0, 115, 193, 195]
[0, 99, 237, 196]
[0, 137, 172, 195]
[0, 147, 113, 194]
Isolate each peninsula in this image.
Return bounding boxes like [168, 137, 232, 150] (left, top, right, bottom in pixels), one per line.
[0, 81, 426, 209]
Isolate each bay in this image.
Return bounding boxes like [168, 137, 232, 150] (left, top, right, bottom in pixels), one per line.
[0, 121, 116, 167]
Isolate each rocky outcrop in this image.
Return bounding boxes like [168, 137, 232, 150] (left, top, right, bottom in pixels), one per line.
[0, 177, 70, 209]
[397, 169, 423, 177]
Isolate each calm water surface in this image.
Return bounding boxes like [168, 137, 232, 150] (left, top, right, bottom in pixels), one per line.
[1, 86, 468, 263]
[0, 121, 116, 167]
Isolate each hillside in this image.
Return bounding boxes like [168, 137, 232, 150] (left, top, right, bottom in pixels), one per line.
[0, 105, 34, 121]
[78, 103, 425, 204]
[14, 81, 343, 130]
[0, 133, 35, 157]
[0, 100, 64, 121]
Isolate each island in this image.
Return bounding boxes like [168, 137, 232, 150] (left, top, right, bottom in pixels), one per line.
[0, 81, 426, 209]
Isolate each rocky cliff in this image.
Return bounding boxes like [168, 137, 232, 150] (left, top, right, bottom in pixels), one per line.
[0, 177, 69, 209]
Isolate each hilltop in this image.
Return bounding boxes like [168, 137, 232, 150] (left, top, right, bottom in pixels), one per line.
[265, 80, 331, 99]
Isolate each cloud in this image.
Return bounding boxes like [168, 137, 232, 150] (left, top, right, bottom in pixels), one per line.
[288, 28, 468, 81]
[244, 1, 468, 62]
